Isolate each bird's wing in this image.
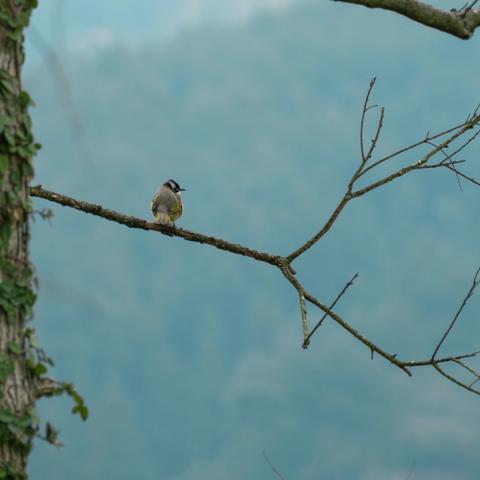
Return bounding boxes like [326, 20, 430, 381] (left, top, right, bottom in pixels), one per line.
[151, 187, 178, 215]
[151, 188, 167, 214]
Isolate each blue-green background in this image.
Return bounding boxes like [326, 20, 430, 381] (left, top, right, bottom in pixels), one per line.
[24, 1, 480, 478]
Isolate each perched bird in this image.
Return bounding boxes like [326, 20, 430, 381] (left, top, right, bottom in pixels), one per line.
[151, 179, 185, 226]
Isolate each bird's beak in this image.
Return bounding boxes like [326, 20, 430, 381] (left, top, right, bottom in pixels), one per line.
[179, 188, 186, 191]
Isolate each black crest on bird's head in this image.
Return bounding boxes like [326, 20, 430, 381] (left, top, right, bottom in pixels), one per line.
[164, 179, 185, 193]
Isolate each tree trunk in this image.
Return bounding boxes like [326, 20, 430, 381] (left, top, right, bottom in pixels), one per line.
[0, 2, 39, 478]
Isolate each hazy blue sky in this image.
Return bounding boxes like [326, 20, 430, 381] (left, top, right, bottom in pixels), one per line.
[27, 0, 304, 53]
[24, 1, 480, 479]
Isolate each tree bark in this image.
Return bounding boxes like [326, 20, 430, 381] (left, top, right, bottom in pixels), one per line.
[0, 2, 39, 478]
[334, 0, 480, 39]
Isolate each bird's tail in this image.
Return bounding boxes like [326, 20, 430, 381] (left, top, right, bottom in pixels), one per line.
[154, 212, 173, 226]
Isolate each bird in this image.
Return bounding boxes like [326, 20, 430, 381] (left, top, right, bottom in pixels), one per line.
[151, 179, 185, 226]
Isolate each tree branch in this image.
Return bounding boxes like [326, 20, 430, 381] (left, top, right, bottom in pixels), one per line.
[30, 80, 480, 397]
[287, 84, 480, 263]
[31, 184, 480, 393]
[262, 451, 286, 480]
[431, 267, 480, 360]
[30, 185, 284, 268]
[302, 273, 358, 349]
[334, 0, 480, 39]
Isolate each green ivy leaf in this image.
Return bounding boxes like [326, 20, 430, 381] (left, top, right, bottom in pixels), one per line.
[0, 358, 14, 385]
[17, 146, 29, 159]
[0, 115, 10, 133]
[0, 408, 17, 424]
[8, 341, 22, 354]
[0, 155, 8, 175]
[0, 77, 14, 94]
[4, 128, 15, 146]
[33, 363, 47, 376]
[72, 405, 89, 421]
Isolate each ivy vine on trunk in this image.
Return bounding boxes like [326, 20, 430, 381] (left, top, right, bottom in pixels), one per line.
[0, 1, 43, 477]
[0, 3, 87, 476]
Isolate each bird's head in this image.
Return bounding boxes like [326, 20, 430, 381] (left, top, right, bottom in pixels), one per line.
[164, 179, 185, 193]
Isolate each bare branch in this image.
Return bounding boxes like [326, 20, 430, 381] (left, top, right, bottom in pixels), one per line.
[32, 184, 480, 393]
[351, 114, 480, 198]
[439, 126, 480, 165]
[452, 358, 480, 381]
[433, 362, 480, 395]
[288, 95, 480, 263]
[277, 264, 413, 375]
[262, 451, 286, 480]
[30, 85, 480, 398]
[302, 289, 412, 376]
[421, 159, 480, 189]
[287, 195, 349, 262]
[443, 164, 480, 187]
[299, 292, 309, 345]
[431, 267, 480, 360]
[403, 350, 480, 367]
[358, 120, 471, 179]
[334, 0, 480, 40]
[303, 273, 358, 349]
[423, 140, 462, 190]
[27, 25, 94, 167]
[360, 77, 377, 163]
[365, 106, 385, 164]
[405, 460, 416, 480]
[30, 185, 285, 267]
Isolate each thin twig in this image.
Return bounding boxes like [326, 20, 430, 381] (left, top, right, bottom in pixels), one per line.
[358, 120, 474, 179]
[299, 292, 309, 345]
[303, 273, 358, 348]
[452, 358, 480, 381]
[443, 165, 480, 187]
[27, 25, 94, 167]
[405, 459, 416, 480]
[364, 106, 384, 164]
[433, 362, 480, 395]
[287, 195, 350, 262]
[424, 140, 462, 190]
[302, 289, 411, 375]
[288, 109, 480, 263]
[405, 459, 417, 480]
[262, 451, 286, 480]
[352, 115, 480, 199]
[431, 267, 480, 360]
[469, 377, 480, 389]
[402, 350, 480, 367]
[439, 127, 480, 166]
[461, 0, 480, 17]
[360, 77, 377, 163]
[280, 263, 413, 375]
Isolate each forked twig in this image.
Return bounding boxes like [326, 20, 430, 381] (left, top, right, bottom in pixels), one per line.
[360, 77, 378, 163]
[303, 273, 358, 348]
[431, 267, 480, 360]
[433, 362, 480, 395]
[287, 80, 480, 262]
